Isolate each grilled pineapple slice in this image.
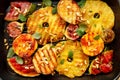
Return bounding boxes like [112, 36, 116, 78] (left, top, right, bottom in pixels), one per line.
[80, 32, 104, 56]
[26, 7, 66, 45]
[32, 44, 58, 75]
[81, 0, 115, 32]
[56, 40, 89, 78]
[12, 34, 38, 58]
[57, 0, 83, 24]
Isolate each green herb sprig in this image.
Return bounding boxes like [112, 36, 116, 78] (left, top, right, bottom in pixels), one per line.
[78, 0, 86, 8]
[42, 0, 52, 7]
[52, 6, 57, 14]
[15, 56, 23, 64]
[18, 14, 27, 22]
[76, 24, 87, 37]
[94, 35, 100, 40]
[7, 47, 15, 58]
[32, 32, 41, 39]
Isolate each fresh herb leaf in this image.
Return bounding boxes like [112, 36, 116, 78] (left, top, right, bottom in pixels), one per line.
[28, 3, 37, 14]
[15, 56, 23, 64]
[94, 35, 100, 40]
[68, 50, 73, 59]
[32, 32, 41, 39]
[7, 47, 15, 58]
[60, 59, 65, 65]
[42, 0, 52, 7]
[67, 50, 73, 62]
[103, 46, 109, 52]
[76, 24, 87, 37]
[76, 30, 84, 37]
[18, 14, 27, 22]
[52, 6, 57, 14]
[78, 0, 86, 8]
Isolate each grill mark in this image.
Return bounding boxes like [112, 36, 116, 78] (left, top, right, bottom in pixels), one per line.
[31, 15, 37, 31]
[48, 16, 54, 33]
[42, 31, 48, 45]
[41, 49, 51, 74]
[33, 52, 41, 73]
[43, 30, 50, 45]
[38, 49, 47, 74]
[27, 7, 66, 45]
[48, 48, 57, 67]
[49, 49, 57, 68]
[40, 31, 45, 44]
[51, 48, 57, 60]
[46, 48, 55, 71]
[52, 17, 58, 34]
[36, 52, 43, 73]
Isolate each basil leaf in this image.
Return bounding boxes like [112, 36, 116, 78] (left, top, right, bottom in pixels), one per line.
[32, 32, 41, 39]
[52, 6, 57, 14]
[15, 56, 23, 64]
[76, 24, 87, 37]
[94, 35, 100, 40]
[42, 0, 52, 7]
[7, 47, 15, 58]
[18, 14, 27, 22]
[60, 59, 65, 65]
[78, 0, 86, 8]
[68, 50, 73, 59]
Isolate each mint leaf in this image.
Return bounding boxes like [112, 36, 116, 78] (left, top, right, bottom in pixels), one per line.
[94, 35, 100, 40]
[28, 3, 37, 14]
[52, 6, 57, 14]
[76, 30, 84, 37]
[67, 50, 73, 62]
[103, 46, 110, 52]
[78, 0, 86, 8]
[18, 14, 27, 22]
[7, 47, 15, 58]
[68, 50, 73, 59]
[32, 32, 41, 39]
[76, 24, 87, 37]
[42, 0, 52, 7]
[60, 59, 65, 65]
[15, 56, 23, 64]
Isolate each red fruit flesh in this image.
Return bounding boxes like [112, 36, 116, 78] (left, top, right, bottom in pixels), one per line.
[65, 24, 79, 40]
[100, 63, 112, 73]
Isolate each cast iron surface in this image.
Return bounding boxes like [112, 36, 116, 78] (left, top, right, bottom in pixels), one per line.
[0, 0, 120, 80]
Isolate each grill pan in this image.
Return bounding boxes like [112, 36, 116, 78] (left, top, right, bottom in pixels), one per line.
[0, 0, 120, 80]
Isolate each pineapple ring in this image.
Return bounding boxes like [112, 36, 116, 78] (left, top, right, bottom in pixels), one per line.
[12, 34, 38, 58]
[80, 32, 104, 56]
[26, 7, 66, 45]
[81, 0, 115, 30]
[57, 0, 83, 24]
[56, 40, 89, 78]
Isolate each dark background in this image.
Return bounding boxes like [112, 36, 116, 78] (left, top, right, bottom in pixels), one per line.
[0, 0, 120, 80]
